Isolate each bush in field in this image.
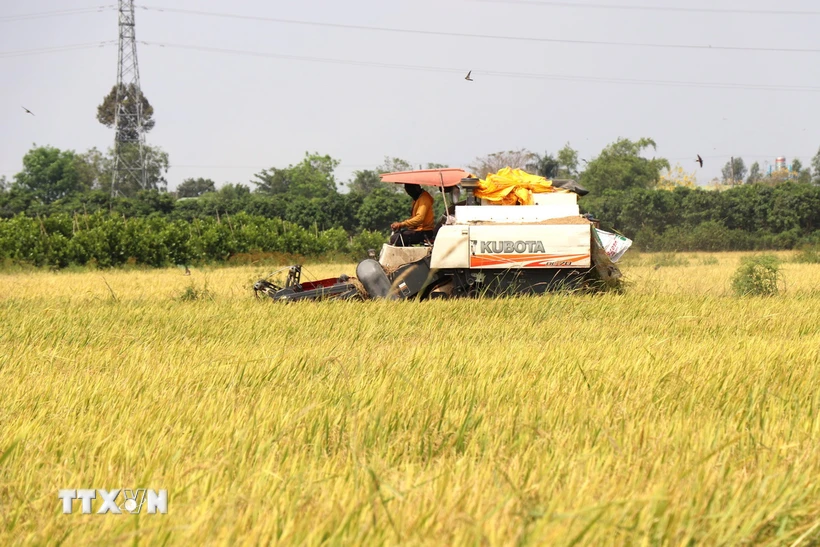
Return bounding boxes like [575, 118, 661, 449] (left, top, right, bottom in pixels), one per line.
[0, 212, 386, 269]
[792, 245, 820, 264]
[348, 230, 387, 261]
[731, 254, 782, 296]
[177, 280, 213, 302]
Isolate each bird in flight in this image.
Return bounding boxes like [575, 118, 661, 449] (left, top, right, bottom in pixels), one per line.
[465, 70, 473, 81]
[695, 154, 703, 168]
[21, 106, 34, 116]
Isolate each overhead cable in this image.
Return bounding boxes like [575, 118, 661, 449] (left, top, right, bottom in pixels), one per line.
[470, 0, 820, 16]
[139, 41, 820, 93]
[134, 5, 820, 54]
[0, 5, 115, 22]
[0, 41, 115, 58]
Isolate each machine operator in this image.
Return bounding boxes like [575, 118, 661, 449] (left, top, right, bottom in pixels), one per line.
[389, 183, 436, 246]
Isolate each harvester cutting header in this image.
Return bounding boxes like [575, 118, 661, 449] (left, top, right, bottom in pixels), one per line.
[253, 167, 632, 301]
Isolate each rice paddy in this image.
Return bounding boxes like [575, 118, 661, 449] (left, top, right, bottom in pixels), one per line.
[1, 253, 819, 545]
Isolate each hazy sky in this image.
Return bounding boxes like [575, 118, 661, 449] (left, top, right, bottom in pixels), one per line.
[2, 0, 819, 191]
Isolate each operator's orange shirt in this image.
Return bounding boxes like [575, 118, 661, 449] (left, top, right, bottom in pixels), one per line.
[401, 191, 435, 231]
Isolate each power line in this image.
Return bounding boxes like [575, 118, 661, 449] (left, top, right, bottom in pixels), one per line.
[2, 156, 812, 173]
[666, 154, 816, 162]
[171, 163, 465, 169]
[135, 5, 820, 54]
[0, 5, 115, 22]
[172, 164, 277, 170]
[470, 0, 820, 16]
[0, 42, 115, 58]
[139, 41, 820, 93]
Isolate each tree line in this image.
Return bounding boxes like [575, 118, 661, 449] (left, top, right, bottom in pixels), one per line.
[2, 77, 819, 268]
[2, 136, 820, 269]
[0, 149, 417, 234]
[0, 211, 386, 268]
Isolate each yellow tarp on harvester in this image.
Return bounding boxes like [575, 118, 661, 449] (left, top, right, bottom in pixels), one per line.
[474, 167, 567, 205]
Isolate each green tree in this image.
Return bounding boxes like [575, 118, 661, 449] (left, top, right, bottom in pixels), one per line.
[377, 157, 413, 174]
[0, 175, 7, 193]
[349, 160, 446, 196]
[527, 152, 559, 178]
[557, 142, 580, 178]
[218, 183, 251, 200]
[356, 186, 410, 232]
[468, 149, 536, 178]
[93, 144, 170, 196]
[798, 168, 812, 184]
[721, 157, 747, 185]
[139, 147, 170, 195]
[12, 145, 91, 204]
[788, 159, 812, 184]
[747, 161, 762, 184]
[373, 157, 416, 194]
[813, 147, 820, 184]
[347, 169, 382, 194]
[96, 84, 156, 137]
[580, 138, 669, 194]
[253, 152, 339, 199]
[74, 147, 109, 190]
[177, 177, 216, 198]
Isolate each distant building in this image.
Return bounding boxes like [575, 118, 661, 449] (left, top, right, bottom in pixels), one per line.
[766, 156, 798, 178]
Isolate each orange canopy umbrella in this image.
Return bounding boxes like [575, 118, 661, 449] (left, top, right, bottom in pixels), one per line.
[379, 168, 470, 188]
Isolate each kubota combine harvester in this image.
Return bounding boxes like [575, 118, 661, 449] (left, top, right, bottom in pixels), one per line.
[253, 168, 631, 301]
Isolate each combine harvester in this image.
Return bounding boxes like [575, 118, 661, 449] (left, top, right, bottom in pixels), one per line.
[253, 168, 631, 301]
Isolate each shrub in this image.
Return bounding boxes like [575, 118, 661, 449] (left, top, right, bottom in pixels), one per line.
[349, 230, 387, 260]
[731, 254, 782, 297]
[177, 280, 213, 302]
[0, 212, 386, 269]
[793, 245, 820, 264]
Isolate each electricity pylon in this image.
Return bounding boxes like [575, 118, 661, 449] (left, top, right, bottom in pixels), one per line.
[111, 0, 146, 196]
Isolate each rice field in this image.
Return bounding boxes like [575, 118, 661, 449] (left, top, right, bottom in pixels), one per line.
[1, 253, 819, 545]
